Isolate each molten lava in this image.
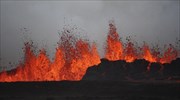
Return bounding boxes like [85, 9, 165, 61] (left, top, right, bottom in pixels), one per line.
[0, 22, 179, 82]
[105, 22, 178, 64]
[0, 29, 101, 82]
[105, 23, 123, 61]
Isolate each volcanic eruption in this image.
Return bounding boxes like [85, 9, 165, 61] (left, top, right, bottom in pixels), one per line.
[0, 22, 179, 82]
[0, 27, 101, 82]
[83, 22, 180, 81]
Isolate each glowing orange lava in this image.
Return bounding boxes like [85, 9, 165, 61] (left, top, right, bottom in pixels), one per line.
[105, 22, 178, 64]
[105, 23, 123, 61]
[0, 22, 179, 82]
[0, 29, 101, 82]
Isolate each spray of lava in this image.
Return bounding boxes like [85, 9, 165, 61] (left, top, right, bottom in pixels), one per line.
[105, 22, 178, 64]
[0, 28, 101, 82]
[0, 22, 179, 82]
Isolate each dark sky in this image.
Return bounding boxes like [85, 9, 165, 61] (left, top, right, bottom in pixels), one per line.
[0, 1, 179, 69]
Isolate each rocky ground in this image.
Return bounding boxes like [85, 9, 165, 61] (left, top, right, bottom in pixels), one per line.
[0, 58, 180, 100]
[0, 81, 180, 100]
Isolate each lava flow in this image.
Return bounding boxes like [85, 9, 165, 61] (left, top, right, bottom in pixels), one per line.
[0, 22, 179, 82]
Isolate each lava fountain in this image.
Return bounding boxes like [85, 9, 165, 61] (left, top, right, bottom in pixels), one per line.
[0, 28, 101, 82]
[105, 22, 178, 64]
[0, 22, 179, 82]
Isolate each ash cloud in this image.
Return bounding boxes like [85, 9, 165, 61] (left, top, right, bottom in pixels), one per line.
[0, 1, 179, 69]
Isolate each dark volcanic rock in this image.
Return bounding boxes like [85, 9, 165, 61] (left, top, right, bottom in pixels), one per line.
[162, 58, 180, 80]
[1, 59, 180, 100]
[83, 59, 126, 81]
[82, 58, 180, 81]
[125, 59, 149, 80]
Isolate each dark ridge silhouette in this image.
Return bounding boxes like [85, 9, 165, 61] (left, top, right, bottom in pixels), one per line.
[83, 58, 180, 81]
